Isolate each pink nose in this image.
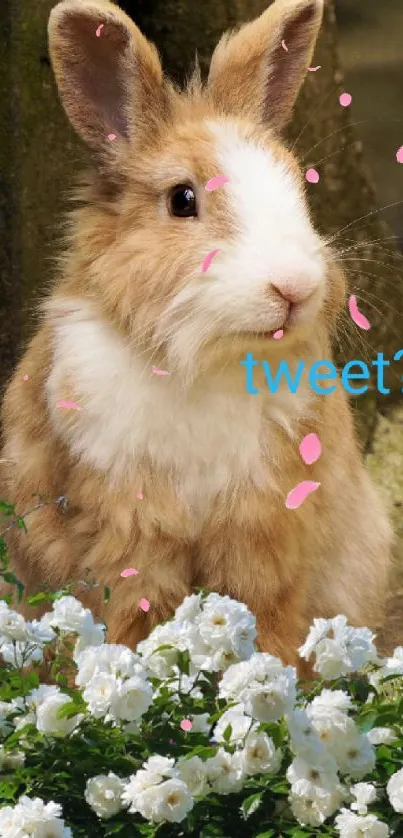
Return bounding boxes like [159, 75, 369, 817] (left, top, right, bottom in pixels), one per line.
[269, 280, 316, 306]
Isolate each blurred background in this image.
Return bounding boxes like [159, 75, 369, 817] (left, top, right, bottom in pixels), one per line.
[0, 0, 402, 645]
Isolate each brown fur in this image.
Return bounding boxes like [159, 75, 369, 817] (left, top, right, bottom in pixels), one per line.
[0, 0, 392, 672]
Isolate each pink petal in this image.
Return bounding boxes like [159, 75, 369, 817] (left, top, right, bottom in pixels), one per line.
[286, 481, 321, 510]
[202, 248, 220, 273]
[108, 133, 116, 141]
[152, 366, 171, 376]
[273, 329, 284, 340]
[120, 568, 140, 578]
[305, 168, 319, 184]
[348, 295, 371, 330]
[396, 146, 403, 164]
[136, 490, 144, 500]
[281, 39, 288, 52]
[56, 400, 81, 411]
[139, 597, 150, 612]
[22, 374, 29, 381]
[180, 719, 193, 732]
[339, 92, 352, 107]
[96, 23, 104, 37]
[299, 433, 322, 465]
[205, 175, 230, 192]
[308, 66, 321, 72]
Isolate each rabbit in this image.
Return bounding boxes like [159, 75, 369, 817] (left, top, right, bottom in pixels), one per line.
[0, 0, 392, 670]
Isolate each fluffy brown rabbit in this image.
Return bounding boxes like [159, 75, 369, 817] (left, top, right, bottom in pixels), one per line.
[0, 0, 392, 668]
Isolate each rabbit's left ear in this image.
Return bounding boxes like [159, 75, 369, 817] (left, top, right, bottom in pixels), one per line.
[207, 0, 323, 131]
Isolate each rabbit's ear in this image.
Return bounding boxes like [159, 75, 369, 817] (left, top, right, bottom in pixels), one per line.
[48, 0, 167, 151]
[207, 0, 323, 132]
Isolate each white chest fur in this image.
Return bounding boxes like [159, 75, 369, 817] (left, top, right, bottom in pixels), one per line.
[45, 301, 273, 516]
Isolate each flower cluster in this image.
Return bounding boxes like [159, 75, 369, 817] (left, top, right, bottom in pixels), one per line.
[0, 587, 403, 837]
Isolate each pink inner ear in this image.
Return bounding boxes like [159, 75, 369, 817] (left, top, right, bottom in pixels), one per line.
[55, 11, 132, 142]
[263, 2, 321, 130]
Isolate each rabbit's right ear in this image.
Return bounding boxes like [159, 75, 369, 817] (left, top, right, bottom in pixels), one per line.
[48, 0, 168, 153]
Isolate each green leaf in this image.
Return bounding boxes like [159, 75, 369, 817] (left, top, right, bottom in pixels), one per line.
[223, 723, 233, 743]
[241, 791, 263, 819]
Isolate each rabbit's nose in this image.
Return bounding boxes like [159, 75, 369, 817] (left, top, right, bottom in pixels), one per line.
[268, 278, 317, 306]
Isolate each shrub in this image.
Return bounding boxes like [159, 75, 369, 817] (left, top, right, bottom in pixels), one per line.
[0, 498, 402, 837]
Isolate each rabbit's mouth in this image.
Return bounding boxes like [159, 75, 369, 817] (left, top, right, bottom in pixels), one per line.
[233, 329, 286, 341]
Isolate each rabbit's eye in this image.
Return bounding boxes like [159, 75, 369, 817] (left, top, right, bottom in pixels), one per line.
[168, 184, 197, 218]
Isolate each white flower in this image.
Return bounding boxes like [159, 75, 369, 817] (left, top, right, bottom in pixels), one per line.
[122, 755, 175, 809]
[387, 767, 403, 813]
[0, 602, 28, 642]
[244, 678, 296, 723]
[36, 693, 81, 737]
[175, 756, 208, 796]
[367, 727, 397, 746]
[127, 778, 193, 824]
[0, 795, 72, 837]
[28, 617, 56, 645]
[73, 622, 105, 661]
[109, 675, 152, 722]
[335, 809, 389, 837]
[49, 596, 90, 634]
[306, 695, 352, 750]
[287, 752, 340, 791]
[205, 748, 245, 794]
[289, 778, 343, 826]
[242, 729, 282, 776]
[85, 773, 126, 819]
[75, 644, 143, 687]
[27, 685, 61, 711]
[213, 706, 252, 744]
[350, 782, 377, 815]
[331, 725, 376, 780]
[83, 673, 118, 718]
[287, 708, 325, 757]
[1, 638, 44, 667]
[190, 713, 211, 734]
[309, 689, 354, 716]
[174, 593, 203, 623]
[198, 594, 256, 658]
[137, 623, 183, 678]
[146, 756, 175, 778]
[219, 653, 296, 722]
[299, 616, 377, 680]
[299, 618, 331, 660]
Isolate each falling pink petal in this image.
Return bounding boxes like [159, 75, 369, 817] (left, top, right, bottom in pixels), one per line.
[339, 92, 352, 108]
[286, 481, 321, 510]
[96, 23, 104, 37]
[56, 400, 81, 411]
[299, 433, 322, 465]
[396, 146, 403, 164]
[136, 490, 144, 500]
[108, 133, 117, 141]
[180, 719, 193, 732]
[348, 295, 371, 330]
[281, 40, 288, 52]
[152, 366, 171, 376]
[121, 568, 140, 578]
[308, 66, 321, 72]
[202, 248, 220, 273]
[205, 175, 230, 192]
[305, 168, 319, 184]
[273, 329, 284, 340]
[22, 374, 29, 381]
[139, 597, 150, 612]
